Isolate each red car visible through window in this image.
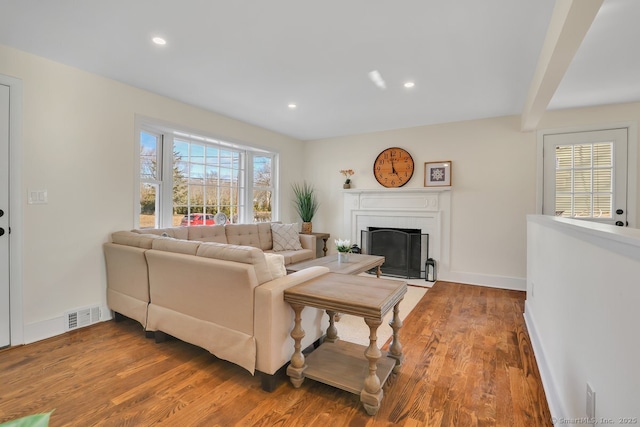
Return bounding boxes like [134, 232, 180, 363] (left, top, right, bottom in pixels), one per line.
[180, 214, 216, 226]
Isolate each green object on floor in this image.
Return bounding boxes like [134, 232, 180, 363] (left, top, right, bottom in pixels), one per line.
[0, 411, 53, 427]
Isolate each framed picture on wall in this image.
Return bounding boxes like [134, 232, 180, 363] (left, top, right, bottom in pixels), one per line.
[424, 161, 452, 187]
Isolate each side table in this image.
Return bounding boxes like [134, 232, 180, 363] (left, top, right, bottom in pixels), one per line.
[304, 232, 330, 257]
[284, 273, 406, 415]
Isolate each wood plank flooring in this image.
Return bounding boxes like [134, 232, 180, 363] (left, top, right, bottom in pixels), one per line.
[0, 282, 551, 426]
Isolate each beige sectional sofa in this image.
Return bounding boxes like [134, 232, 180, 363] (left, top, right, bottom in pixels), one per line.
[103, 223, 327, 390]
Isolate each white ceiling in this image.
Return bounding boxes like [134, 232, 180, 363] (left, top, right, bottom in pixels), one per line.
[1, 0, 638, 141]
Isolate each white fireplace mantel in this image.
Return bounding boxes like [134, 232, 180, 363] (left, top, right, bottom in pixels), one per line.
[343, 187, 451, 277]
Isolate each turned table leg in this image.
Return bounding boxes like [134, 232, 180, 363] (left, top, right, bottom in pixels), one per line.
[286, 303, 306, 388]
[388, 300, 404, 372]
[325, 310, 339, 343]
[360, 317, 383, 416]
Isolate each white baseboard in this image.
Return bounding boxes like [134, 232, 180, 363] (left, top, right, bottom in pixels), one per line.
[23, 304, 112, 345]
[524, 301, 564, 421]
[439, 270, 526, 291]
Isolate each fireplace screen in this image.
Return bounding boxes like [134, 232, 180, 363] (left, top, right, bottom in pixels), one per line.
[360, 227, 429, 279]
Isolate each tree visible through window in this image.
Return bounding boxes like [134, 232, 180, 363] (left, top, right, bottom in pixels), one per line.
[253, 155, 272, 222]
[139, 131, 161, 228]
[138, 125, 277, 228]
[173, 139, 243, 225]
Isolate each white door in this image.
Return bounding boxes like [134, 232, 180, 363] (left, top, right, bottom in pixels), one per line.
[543, 128, 628, 226]
[0, 84, 10, 348]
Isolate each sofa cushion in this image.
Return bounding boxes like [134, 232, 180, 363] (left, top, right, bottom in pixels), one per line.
[151, 238, 201, 255]
[111, 231, 160, 249]
[269, 249, 315, 265]
[271, 223, 303, 251]
[196, 242, 273, 284]
[187, 225, 227, 243]
[134, 227, 189, 240]
[263, 253, 286, 279]
[256, 222, 274, 251]
[224, 224, 261, 248]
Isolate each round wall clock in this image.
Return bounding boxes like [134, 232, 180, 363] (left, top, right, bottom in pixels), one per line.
[373, 147, 414, 188]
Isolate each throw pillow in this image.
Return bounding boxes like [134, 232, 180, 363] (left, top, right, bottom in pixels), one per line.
[264, 253, 287, 279]
[271, 223, 303, 251]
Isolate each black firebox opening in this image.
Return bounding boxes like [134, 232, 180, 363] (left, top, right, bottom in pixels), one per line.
[361, 227, 428, 279]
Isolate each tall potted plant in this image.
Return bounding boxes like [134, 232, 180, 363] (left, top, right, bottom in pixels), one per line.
[292, 181, 319, 234]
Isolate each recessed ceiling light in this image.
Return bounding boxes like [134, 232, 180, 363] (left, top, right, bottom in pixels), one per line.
[152, 37, 167, 45]
[404, 81, 415, 88]
[288, 103, 297, 109]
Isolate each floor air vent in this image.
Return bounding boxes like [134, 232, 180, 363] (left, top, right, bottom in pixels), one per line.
[65, 306, 100, 331]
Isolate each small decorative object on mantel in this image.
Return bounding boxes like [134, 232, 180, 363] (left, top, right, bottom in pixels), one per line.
[292, 181, 319, 234]
[424, 161, 452, 187]
[340, 169, 355, 189]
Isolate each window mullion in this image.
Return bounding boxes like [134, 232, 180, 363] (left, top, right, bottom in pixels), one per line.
[160, 134, 174, 227]
[140, 123, 276, 228]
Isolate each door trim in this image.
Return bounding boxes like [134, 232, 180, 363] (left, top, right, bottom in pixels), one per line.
[536, 121, 638, 228]
[0, 74, 24, 345]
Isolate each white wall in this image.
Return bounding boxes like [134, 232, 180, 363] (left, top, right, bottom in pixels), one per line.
[526, 215, 640, 422]
[303, 103, 640, 290]
[304, 116, 538, 289]
[0, 44, 305, 343]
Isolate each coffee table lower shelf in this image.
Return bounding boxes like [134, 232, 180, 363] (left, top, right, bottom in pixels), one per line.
[303, 340, 396, 395]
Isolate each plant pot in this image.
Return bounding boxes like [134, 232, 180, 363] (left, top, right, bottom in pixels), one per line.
[301, 222, 312, 234]
[338, 252, 350, 263]
[343, 183, 351, 189]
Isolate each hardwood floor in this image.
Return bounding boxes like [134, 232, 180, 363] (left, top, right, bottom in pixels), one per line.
[0, 282, 551, 426]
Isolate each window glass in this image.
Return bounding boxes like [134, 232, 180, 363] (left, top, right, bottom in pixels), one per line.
[173, 138, 243, 225]
[140, 131, 158, 180]
[253, 155, 272, 222]
[139, 126, 275, 228]
[555, 142, 613, 219]
[139, 183, 157, 228]
[139, 131, 161, 227]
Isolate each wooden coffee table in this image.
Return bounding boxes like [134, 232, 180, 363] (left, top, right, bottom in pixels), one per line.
[284, 272, 406, 415]
[286, 253, 385, 277]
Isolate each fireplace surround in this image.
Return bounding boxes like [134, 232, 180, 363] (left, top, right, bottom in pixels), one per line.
[343, 188, 451, 283]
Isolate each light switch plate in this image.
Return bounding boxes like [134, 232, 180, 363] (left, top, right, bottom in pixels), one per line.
[28, 189, 48, 204]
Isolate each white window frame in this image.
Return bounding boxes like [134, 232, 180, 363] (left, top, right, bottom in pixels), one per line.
[139, 129, 163, 228]
[536, 122, 638, 228]
[134, 118, 279, 228]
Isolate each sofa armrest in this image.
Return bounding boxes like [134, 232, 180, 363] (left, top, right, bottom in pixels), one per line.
[298, 234, 316, 255]
[103, 242, 150, 328]
[253, 266, 330, 375]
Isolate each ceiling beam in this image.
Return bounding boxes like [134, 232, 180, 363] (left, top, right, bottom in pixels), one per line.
[521, 0, 604, 131]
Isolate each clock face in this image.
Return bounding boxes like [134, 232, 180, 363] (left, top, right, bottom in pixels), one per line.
[373, 147, 414, 188]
